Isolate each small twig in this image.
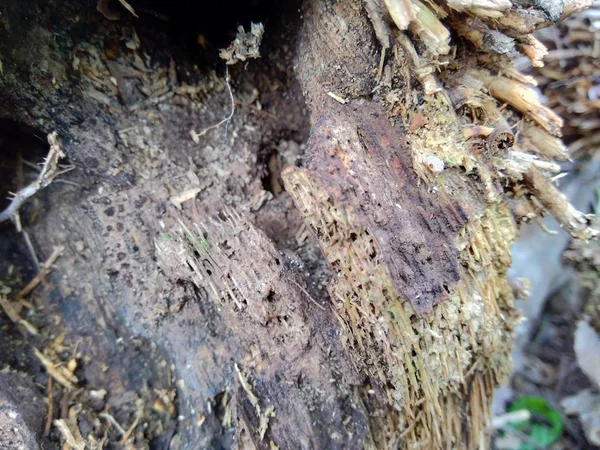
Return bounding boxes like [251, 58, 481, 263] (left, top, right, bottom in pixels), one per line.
[33, 348, 77, 390]
[524, 166, 599, 240]
[399, 410, 422, 438]
[120, 416, 140, 444]
[53, 179, 80, 188]
[0, 295, 23, 323]
[191, 67, 235, 140]
[17, 245, 64, 300]
[53, 420, 83, 450]
[20, 220, 40, 271]
[327, 91, 348, 104]
[235, 363, 260, 415]
[289, 278, 326, 311]
[117, 0, 138, 17]
[0, 132, 66, 223]
[0, 246, 62, 336]
[22, 159, 76, 185]
[0, 295, 39, 336]
[99, 412, 127, 436]
[21, 159, 43, 172]
[19, 319, 39, 336]
[45, 375, 54, 436]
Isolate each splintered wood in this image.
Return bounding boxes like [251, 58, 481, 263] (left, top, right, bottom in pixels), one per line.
[288, 0, 597, 448]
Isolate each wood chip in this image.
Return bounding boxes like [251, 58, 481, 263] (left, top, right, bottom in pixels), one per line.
[170, 188, 203, 209]
[327, 91, 347, 104]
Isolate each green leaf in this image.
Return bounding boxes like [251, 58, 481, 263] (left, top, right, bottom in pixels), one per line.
[507, 396, 564, 450]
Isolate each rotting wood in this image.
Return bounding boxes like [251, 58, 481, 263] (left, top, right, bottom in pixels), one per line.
[0, 0, 596, 448]
[156, 210, 371, 447]
[283, 0, 597, 448]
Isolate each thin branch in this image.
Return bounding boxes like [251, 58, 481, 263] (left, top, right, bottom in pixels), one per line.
[16, 245, 64, 300]
[0, 132, 66, 223]
[289, 277, 326, 311]
[33, 347, 77, 389]
[12, 212, 40, 270]
[44, 375, 54, 436]
[21, 225, 41, 271]
[99, 412, 126, 436]
[191, 67, 235, 140]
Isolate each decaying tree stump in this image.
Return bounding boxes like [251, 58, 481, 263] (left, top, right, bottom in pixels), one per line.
[0, 0, 596, 448]
[281, 0, 596, 447]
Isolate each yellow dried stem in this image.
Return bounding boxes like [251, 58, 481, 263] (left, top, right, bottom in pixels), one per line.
[384, 0, 416, 30]
[117, 0, 138, 17]
[475, 56, 539, 87]
[523, 166, 598, 240]
[0, 295, 23, 324]
[502, 69, 538, 87]
[487, 76, 563, 136]
[445, 0, 511, 17]
[33, 348, 78, 390]
[409, 0, 451, 56]
[519, 122, 570, 161]
[479, 97, 511, 130]
[516, 35, 548, 68]
[396, 34, 441, 94]
[422, 0, 448, 18]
